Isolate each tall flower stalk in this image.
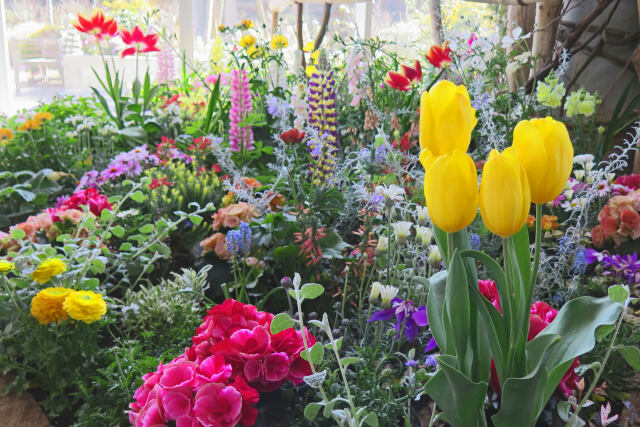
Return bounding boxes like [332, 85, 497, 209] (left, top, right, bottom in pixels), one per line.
[229, 69, 254, 154]
[307, 62, 339, 186]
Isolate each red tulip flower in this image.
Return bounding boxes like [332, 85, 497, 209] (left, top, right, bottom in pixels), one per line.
[119, 26, 160, 57]
[425, 42, 453, 68]
[72, 9, 118, 41]
[384, 60, 422, 91]
[280, 129, 306, 145]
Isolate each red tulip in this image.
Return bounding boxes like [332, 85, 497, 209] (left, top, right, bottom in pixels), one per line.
[119, 26, 160, 57]
[384, 60, 422, 91]
[425, 42, 453, 69]
[280, 129, 306, 145]
[72, 9, 118, 41]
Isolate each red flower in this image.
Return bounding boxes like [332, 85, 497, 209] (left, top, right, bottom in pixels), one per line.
[478, 279, 502, 313]
[280, 129, 306, 145]
[161, 93, 181, 109]
[54, 187, 112, 221]
[72, 9, 118, 40]
[211, 164, 223, 173]
[119, 26, 160, 58]
[392, 132, 413, 152]
[385, 60, 422, 91]
[425, 42, 453, 68]
[149, 177, 173, 190]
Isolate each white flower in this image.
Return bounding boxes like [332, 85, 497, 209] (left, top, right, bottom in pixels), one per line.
[606, 173, 616, 183]
[415, 226, 433, 247]
[379, 285, 399, 306]
[428, 245, 442, 266]
[416, 206, 429, 226]
[573, 154, 594, 165]
[573, 169, 585, 181]
[376, 236, 389, 254]
[375, 184, 405, 206]
[370, 281, 382, 300]
[584, 161, 595, 172]
[392, 221, 413, 244]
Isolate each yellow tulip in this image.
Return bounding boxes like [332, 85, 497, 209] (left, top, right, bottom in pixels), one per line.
[512, 117, 573, 204]
[424, 150, 479, 233]
[419, 148, 436, 173]
[480, 147, 531, 237]
[419, 80, 477, 156]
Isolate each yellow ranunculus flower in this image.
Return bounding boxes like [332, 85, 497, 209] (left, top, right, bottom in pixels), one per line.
[31, 258, 67, 284]
[18, 118, 42, 131]
[419, 80, 477, 156]
[424, 150, 479, 233]
[33, 112, 54, 122]
[239, 35, 256, 48]
[480, 147, 531, 237]
[0, 260, 14, 273]
[512, 117, 573, 204]
[63, 290, 107, 324]
[0, 128, 13, 147]
[30, 287, 73, 324]
[270, 34, 288, 50]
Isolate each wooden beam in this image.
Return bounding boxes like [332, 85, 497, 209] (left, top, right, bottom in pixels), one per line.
[465, 0, 556, 5]
[530, 0, 562, 73]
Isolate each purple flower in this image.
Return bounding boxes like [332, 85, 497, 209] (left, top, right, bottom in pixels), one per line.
[602, 252, 640, 284]
[405, 359, 418, 368]
[374, 145, 388, 164]
[583, 248, 604, 265]
[100, 163, 126, 180]
[77, 170, 100, 190]
[368, 298, 429, 341]
[425, 355, 438, 369]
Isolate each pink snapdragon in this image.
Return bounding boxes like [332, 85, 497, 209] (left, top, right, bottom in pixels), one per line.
[229, 69, 254, 152]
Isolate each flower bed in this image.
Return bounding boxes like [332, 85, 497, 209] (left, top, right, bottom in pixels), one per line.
[0, 8, 639, 427]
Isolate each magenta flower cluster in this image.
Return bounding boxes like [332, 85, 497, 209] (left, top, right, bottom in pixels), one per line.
[229, 69, 254, 152]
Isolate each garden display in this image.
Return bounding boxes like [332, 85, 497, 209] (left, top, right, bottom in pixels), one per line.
[1, 4, 639, 427]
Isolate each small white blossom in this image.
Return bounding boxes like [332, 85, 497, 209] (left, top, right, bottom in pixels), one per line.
[375, 184, 405, 207]
[573, 154, 594, 165]
[379, 285, 399, 306]
[370, 281, 382, 300]
[415, 226, 433, 247]
[392, 221, 413, 244]
[573, 169, 585, 181]
[376, 236, 389, 254]
[416, 206, 429, 226]
[428, 245, 442, 266]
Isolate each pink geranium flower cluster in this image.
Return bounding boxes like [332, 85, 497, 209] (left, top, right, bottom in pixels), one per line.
[129, 299, 316, 427]
[591, 189, 640, 247]
[52, 188, 112, 221]
[479, 280, 580, 398]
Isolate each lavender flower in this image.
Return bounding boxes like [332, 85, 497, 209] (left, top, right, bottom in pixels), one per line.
[77, 170, 100, 189]
[265, 94, 290, 119]
[229, 69, 253, 152]
[470, 233, 481, 251]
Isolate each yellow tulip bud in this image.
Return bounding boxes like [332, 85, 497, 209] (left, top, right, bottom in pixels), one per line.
[512, 117, 573, 204]
[480, 147, 531, 237]
[419, 80, 477, 156]
[424, 150, 479, 233]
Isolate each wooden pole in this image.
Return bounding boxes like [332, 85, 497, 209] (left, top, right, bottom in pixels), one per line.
[506, 3, 535, 91]
[296, 3, 306, 68]
[313, 3, 332, 49]
[530, 0, 562, 74]
[428, 0, 444, 45]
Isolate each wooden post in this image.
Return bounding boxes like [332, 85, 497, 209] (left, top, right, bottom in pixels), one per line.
[530, 0, 562, 74]
[506, 3, 535, 91]
[428, 0, 444, 45]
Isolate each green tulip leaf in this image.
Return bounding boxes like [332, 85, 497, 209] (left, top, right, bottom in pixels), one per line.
[615, 345, 640, 371]
[426, 270, 452, 355]
[446, 250, 470, 367]
[424, 355, 487, 427]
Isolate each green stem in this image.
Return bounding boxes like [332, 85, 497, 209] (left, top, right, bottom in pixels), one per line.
[529, 203, 542, 304]
[427, 402, 438, 427]
[568, 303, 625, 425]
